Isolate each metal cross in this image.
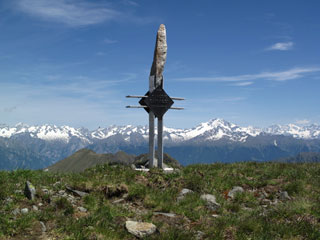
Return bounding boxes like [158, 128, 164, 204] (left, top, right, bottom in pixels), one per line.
[126, 24, 184, 169]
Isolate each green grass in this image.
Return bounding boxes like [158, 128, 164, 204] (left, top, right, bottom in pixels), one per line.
[0, 162, 320, 239]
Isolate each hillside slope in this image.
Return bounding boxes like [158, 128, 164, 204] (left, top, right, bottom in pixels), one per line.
[47, 149, 135, 173]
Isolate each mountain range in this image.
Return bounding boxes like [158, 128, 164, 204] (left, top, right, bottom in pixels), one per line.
[1, 118, 320, 170]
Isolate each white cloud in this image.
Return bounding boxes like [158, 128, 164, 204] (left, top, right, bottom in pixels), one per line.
[103, 38, 117, 44]
[295, 119, 310, 125]
[16, 0, 120, 27]
[267, 42, 293, 51]
[0, 75, 135, 129]
[122, 0, 139, 7]
[230, 81, 254, 86]
[176, 67, 320, 82]
[96, 52, 106, 56]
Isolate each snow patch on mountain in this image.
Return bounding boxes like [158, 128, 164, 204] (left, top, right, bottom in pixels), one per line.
[1, 119, 320, 144]
[265, 123, 320, 139]
[0, 124, 90, 143]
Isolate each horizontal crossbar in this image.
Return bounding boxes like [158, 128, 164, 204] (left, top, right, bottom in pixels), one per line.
[126, 95, 185, 100]
[126, 105, 184, 110]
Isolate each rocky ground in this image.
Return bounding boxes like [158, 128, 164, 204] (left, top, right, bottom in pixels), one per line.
[0, 162, 320, 239]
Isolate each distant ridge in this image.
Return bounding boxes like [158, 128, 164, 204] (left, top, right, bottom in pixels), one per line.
[47, 149, 135, 173]
[274, 152, 320, 163]
[1, 118, 320, 169]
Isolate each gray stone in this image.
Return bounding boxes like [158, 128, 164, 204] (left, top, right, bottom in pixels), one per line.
[177, 188, 193, 201]
[53, 181, 61, 187]
[228, 186, 244, 199]
[42, 188, 49, 194]
[125, 221, 157, 239]
[21, 208, 29, 214]
[58, 190, 66, 195]
[40, 221, 46, 232]
[77, 206, 87, 212]
[5, 197, 13, 203]
[195, 230, 205, 240]
[24, 181, 36, 200]
[242, 207, 253, 211]
[66, 186, 88, 197]
[200, 194, 221, 211]
[153, 212, 176, 218]
[14, 190, 23, 194]
[38, 203, 43, 207]
[12, 208, 20, 215]
[32, 205, 39, 211]
[279, 191, 291, 201]
[112, 198, 125, 204]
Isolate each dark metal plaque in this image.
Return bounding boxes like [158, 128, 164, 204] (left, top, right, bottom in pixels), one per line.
[144, 86, 174, 118]
[139, 91, 150, 113]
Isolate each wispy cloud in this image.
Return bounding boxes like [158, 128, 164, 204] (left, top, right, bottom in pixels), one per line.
[103, 38, 117, 44]
[0, 74, 136, 128]
[295, 119, 310, 125]
[176, 67, 320, 82]
[122, 0, 139, 7]
[230, 82, 254, 86]
[16, 0, 120, 27]
[96, 52, 106, 56]
[266, 41, 294, 51]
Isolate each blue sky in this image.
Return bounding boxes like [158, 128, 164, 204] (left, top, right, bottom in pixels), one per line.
[1, 0, 320, 129]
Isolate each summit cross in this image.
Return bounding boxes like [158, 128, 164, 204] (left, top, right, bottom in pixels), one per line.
[126, 24, 184, 168]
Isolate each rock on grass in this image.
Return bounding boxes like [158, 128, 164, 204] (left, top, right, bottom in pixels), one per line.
[125, 221, 157, 238]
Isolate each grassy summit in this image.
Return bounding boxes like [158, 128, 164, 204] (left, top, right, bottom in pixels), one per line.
[0, 162, 320, 239]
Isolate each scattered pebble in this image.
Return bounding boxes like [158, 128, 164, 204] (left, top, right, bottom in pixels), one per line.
[228, 186, 244, 199]
[153, 212, 176, 218]
[40, 221, 46, 232]
[112, 198, 125, 204]
[21, 208, 29, 214]
[195, 230, 205, 240]
[77, 206, 87, 212]
[200, 194, 221, 211]
[177, 188, 193, 201]
[12, 208, 20, 215]
[279, 191, 291, 201]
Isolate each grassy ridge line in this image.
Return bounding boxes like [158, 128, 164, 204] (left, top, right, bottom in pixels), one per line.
[0, 162, 320, 239]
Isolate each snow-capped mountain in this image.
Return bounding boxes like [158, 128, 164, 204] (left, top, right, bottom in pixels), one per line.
[1, 118, 319, 144]
[0, 123, 90, 143]
[264, 124, 320, 139]
[1, 118, 320, 170]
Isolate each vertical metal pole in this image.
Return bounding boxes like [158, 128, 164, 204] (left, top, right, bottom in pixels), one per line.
[157, 117, 163, 168]
[148, 76, 155, 168]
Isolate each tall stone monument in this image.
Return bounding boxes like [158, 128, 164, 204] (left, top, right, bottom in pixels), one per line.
[126, 24, 184, 168]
